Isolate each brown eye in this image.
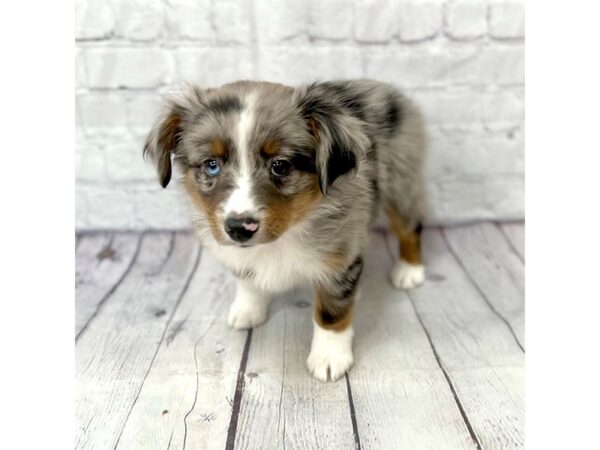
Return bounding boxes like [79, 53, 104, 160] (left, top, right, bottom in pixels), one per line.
[271, 159, 292, 177]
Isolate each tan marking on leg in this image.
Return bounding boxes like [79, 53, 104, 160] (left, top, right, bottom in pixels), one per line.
[314, 287, 354, 332]
[385, 206, 422, 264]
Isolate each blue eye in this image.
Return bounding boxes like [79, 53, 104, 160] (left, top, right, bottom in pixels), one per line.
[204, 159, 221, 177]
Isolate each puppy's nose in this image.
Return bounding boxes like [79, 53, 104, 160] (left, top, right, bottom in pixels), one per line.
[225, 216, 259, 243]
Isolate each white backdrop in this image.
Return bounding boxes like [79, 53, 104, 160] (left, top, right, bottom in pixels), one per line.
[75, 0, 524, 230]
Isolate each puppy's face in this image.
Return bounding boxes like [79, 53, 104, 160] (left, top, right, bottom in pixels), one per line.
[144, 81, 369, 247]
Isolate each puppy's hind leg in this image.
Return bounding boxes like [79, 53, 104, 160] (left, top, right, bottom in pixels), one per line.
[386, 206, 425, 290]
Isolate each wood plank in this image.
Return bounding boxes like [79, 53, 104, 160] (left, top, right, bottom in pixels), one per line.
[115, 249, 248, 450]
[387, 229, 525, 449]
[500, 222, 525, 262]
[75, 232, 141, 338]
[234, 288, 357, 450]
[443, 223, 525, 347]
[75, 232, 201, 450]
[349, 231, 478, 449]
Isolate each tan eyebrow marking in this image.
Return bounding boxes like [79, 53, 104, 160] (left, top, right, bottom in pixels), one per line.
[260, 139, 281, 158]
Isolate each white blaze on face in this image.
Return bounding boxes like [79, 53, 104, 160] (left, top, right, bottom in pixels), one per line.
[223, 95, 257, 217]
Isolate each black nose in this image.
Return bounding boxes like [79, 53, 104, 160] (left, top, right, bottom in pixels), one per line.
[225, 216, 259, 243]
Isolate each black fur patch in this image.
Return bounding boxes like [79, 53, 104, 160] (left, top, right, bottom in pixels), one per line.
[335, 256, 363, 299]
[298, 90, 358, 192]
[326, 141, 357, 190]
[319, 309, 338, 326]
[415, 222, 423, 235]
[321, 82, 369, 121]
[384, 95, 403, 137]
[207, 95, 243, 115]
[290, 152, 317, 174]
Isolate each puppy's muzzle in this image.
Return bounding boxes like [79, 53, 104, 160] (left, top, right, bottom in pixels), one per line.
[225, 215, 259, 243]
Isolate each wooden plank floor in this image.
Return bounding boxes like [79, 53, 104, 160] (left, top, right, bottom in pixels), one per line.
[75, 222, 525, 450]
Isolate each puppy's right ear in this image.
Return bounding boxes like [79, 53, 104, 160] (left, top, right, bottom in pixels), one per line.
[143, 86, 204, 188]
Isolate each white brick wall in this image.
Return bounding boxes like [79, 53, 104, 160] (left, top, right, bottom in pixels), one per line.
[76, 0, 525, 230]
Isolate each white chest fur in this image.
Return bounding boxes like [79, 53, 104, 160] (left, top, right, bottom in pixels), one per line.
[205, 228, 327, 293]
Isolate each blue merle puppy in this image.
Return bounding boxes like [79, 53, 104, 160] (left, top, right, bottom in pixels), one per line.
[144, 79, 427, 381]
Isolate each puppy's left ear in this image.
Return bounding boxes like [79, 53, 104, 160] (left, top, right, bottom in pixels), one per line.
[297, 84, 370, 194]
[143, 86, 204, 188]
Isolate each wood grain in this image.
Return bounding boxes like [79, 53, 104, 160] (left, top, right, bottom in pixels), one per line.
[500, 222, 525, 262]
[235, 288, 357, 449]
[115, 249, 248, 450]
[75, 232, 141, 338]
[74, 224, 525, 449]
[350, 231, 478, 449]
[75, 232, 200, 450]
[387, 229, 525, 449]
[443, 223, 525, 348]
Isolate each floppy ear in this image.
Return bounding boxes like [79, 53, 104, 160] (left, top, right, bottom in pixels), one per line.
[297, 84, 370, 194]
[143, 86, 204, 188]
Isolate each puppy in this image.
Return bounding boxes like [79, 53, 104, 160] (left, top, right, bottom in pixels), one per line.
[144, 80, 426, 381]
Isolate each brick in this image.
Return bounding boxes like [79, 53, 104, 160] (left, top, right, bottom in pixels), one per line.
[77, 94, 128, 137]
[114, 0, 163, 41]
[397, 0, 442, 42]
[85, 187, 136, 229]
[126, 94, 163, 137]
[478, 46, 524, 85]
[365, 47, 481, 88]
[174, 48, 254, 86]
[255, 0, 307, 43]
[308, 0, 352, 40]
[132, 186, 191, 229]
[75, 188, 89, 229]
[76, 145, 107, 182]
[213, 0, 252, 44]
[481, 90, 523, 130]
[166, 0, 212, 41]
[75, 0, 114, 40]
[259, 47, 363, 85]
[489, 0, 525, 39]
[445, 0, 487, 40]
[105, 141, 156, 182]
[427, 129, 524, 179]
[354, 0, 398, 42]
[75, 49, 87, 88]
[413, 89, 523, 131]
[83, 48, 171, 89]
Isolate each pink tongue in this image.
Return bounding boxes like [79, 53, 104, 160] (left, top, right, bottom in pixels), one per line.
[242, 222, 258, 232]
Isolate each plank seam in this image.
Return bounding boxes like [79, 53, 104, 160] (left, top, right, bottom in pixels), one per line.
[407, 292, 483, 450]
[441, 228, 525, 353]
[381, 230, 481, 449]
[225, 329, 254, 450]
[75, 232, 144, 341]
[113, 235, 202, 450]
[496, 222, 525, 264]
[345, 373, 362, 450]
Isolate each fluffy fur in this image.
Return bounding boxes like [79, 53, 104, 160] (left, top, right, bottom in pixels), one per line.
[144, 79, 427, 381]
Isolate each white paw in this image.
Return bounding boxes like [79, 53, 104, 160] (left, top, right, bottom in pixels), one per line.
[306, 324, 354, 382]
[227, 280, 270, 330]
[390, 261, 425, 290]
[227, 299, 267, 330]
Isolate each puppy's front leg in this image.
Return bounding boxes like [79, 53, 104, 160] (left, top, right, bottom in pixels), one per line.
[228, 278, 272, 330]
[307, 257, 363, 382]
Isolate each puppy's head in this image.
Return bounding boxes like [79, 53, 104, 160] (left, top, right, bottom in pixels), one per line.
[144, 81, 369, 247]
